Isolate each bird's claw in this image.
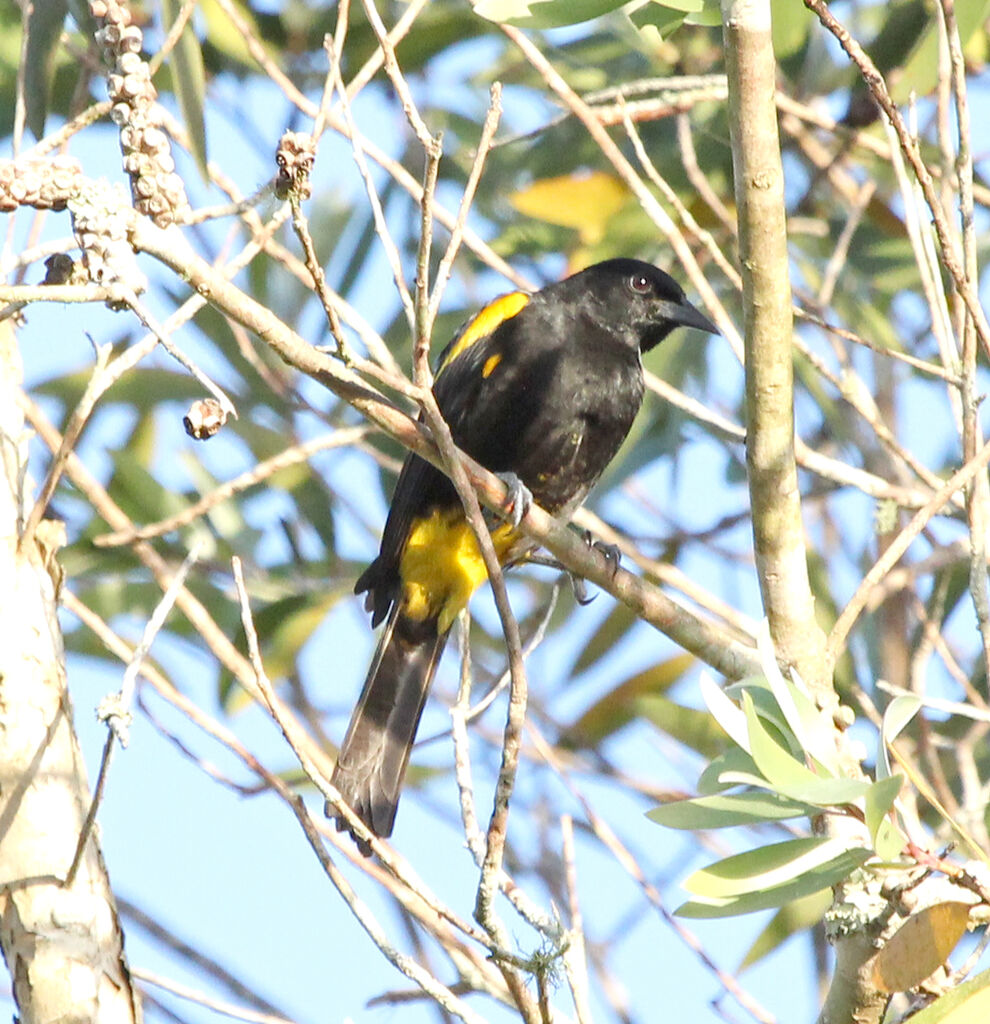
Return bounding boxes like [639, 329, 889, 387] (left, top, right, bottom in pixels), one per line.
[583, 530, 621, 576]
[497, 471, 533, 529]
[571, 575, 595, 605]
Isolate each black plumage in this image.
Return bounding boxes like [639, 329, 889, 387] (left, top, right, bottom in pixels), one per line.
[330, 258, 717, 849]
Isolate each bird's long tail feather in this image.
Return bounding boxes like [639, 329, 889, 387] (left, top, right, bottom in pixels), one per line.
[330, 607, 450, 851]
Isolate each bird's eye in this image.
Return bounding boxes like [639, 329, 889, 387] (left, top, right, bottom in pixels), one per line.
[629, 274, 652, 294]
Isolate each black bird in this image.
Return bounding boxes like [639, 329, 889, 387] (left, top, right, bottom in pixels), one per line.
[330, 258, 718, 849]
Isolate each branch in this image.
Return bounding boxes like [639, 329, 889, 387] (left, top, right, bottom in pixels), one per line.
[130, 214, 762, 680]
[721, 0, 828, 690]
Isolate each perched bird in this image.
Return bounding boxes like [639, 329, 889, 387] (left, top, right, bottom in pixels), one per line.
[330, 258, 717, 850]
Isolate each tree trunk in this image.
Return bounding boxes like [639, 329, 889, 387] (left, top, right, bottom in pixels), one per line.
[0, 321, 139, 1023]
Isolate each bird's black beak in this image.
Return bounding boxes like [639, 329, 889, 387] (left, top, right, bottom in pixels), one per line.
[672, 298, 719, 336]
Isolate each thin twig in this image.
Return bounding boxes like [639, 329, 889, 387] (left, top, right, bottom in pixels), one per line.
[0, 283, 114, 306]
[940, 0, 990, 679]
[229, 560, 500, 1022]
[148, 0, 199, 76]
[803, 0, 990, 357]
[560, 816, 593, 1024]
[324, 36, 415, 331]
[288, 192, 353, 363]
[828, 437, 990, 665]
[360, 0, 432, 144]
[413, 134, 443, 388]
[66, 545, 201, 886]
[131, 967, 300, 1024]
[500, 24, 736, 359]
[529, 728, 776, 1024]
[413, 391, 543, 1024]
[124, 289, 238, 418]
[623, 106, 741, 291]
[20, 339, 114, 548]
[95, 428, 368, 546]
[426, 84, 504, 332]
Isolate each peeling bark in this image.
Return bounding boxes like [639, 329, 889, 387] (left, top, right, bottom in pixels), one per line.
[0, 320, 139, 1023]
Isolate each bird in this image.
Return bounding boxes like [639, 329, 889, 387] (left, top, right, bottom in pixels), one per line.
[329, 257, 718, 851]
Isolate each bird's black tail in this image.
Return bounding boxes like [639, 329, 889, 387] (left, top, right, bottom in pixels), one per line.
[330, 607, 450, 852]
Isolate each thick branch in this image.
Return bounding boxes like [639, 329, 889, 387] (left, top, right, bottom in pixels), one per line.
[0, 321, 139, 1021]
[721, 0, 828, 690]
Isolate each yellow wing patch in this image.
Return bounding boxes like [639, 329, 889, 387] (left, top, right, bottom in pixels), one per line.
[482, 353, 502, 378]
[399, 508, 517, 632]
[439, 291, 529, 372]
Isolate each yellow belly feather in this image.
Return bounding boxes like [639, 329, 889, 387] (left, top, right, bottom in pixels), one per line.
[399, 508, 518, 632]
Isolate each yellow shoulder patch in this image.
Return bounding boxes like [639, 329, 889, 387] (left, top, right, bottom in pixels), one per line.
[439, 291, 530, 371]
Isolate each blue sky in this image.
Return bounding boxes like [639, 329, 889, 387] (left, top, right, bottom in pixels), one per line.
[12, 7, 988, 1022]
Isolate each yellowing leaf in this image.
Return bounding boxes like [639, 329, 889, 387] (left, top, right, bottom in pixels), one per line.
[510, 172, 631, 245]
[200, 0, 266, 69]
[561, 652, 694, 747]
[872, 902, 972, 993]
[473, 0, 628, 28]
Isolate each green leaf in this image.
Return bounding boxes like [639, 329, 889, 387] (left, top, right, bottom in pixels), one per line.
[24, 0, 67, 139]
[628, 3, 685, 41]
[220, 589, 345, 709]
[683, 835, 865, 899]
[107, 452, 188, 526]
[697, 748, 761, 795]
[636, 694, 727, 759]
[753, 622, 842, 773]
[879, 695, 921, 778]
[743, 692, 872, 806]
[677, 845, 872, 918]
[570, 600, 637, 675]
[771, 0, 813, 59]
[647, 791, 816, 830]
[738, 889, 831, 970]
[37, 367, 213, 411]
[864, 773, 904, 850]
[892, 0, 990, 103]
[700, 672, 750, 751]
[561, 653, 693, 747]
[473, 0, 629, 28]
[161, 0, 209, 177]
[200, 0, 259, 69]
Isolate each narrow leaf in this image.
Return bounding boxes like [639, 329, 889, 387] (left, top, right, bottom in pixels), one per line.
[743, 692, 872, 806]
[473, 0, 628, 29]
[756, 619, 808, 751]
[677, 847, 871, 918]
[571, 600, 637, 675]
[739, 889, 832, 970]
[697, 748, 761, 795]
[647, 791, 816, 830]
[864, 773, 904, 849]
[700, 672, 750, 752]
[161, 0, 208, 177]
[879, 695, 921, 778]
[635, 693, 726, 759]
[511, 172, 630, 245]
[561, 653, 693, 747]
[683, 836, 864, 899]
[24, 0, 68, 139]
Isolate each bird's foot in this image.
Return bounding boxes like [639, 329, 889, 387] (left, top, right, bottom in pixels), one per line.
[584, 530, 622, 576]
[496, 471, 533, 529]
[569, 531, 622, 604]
